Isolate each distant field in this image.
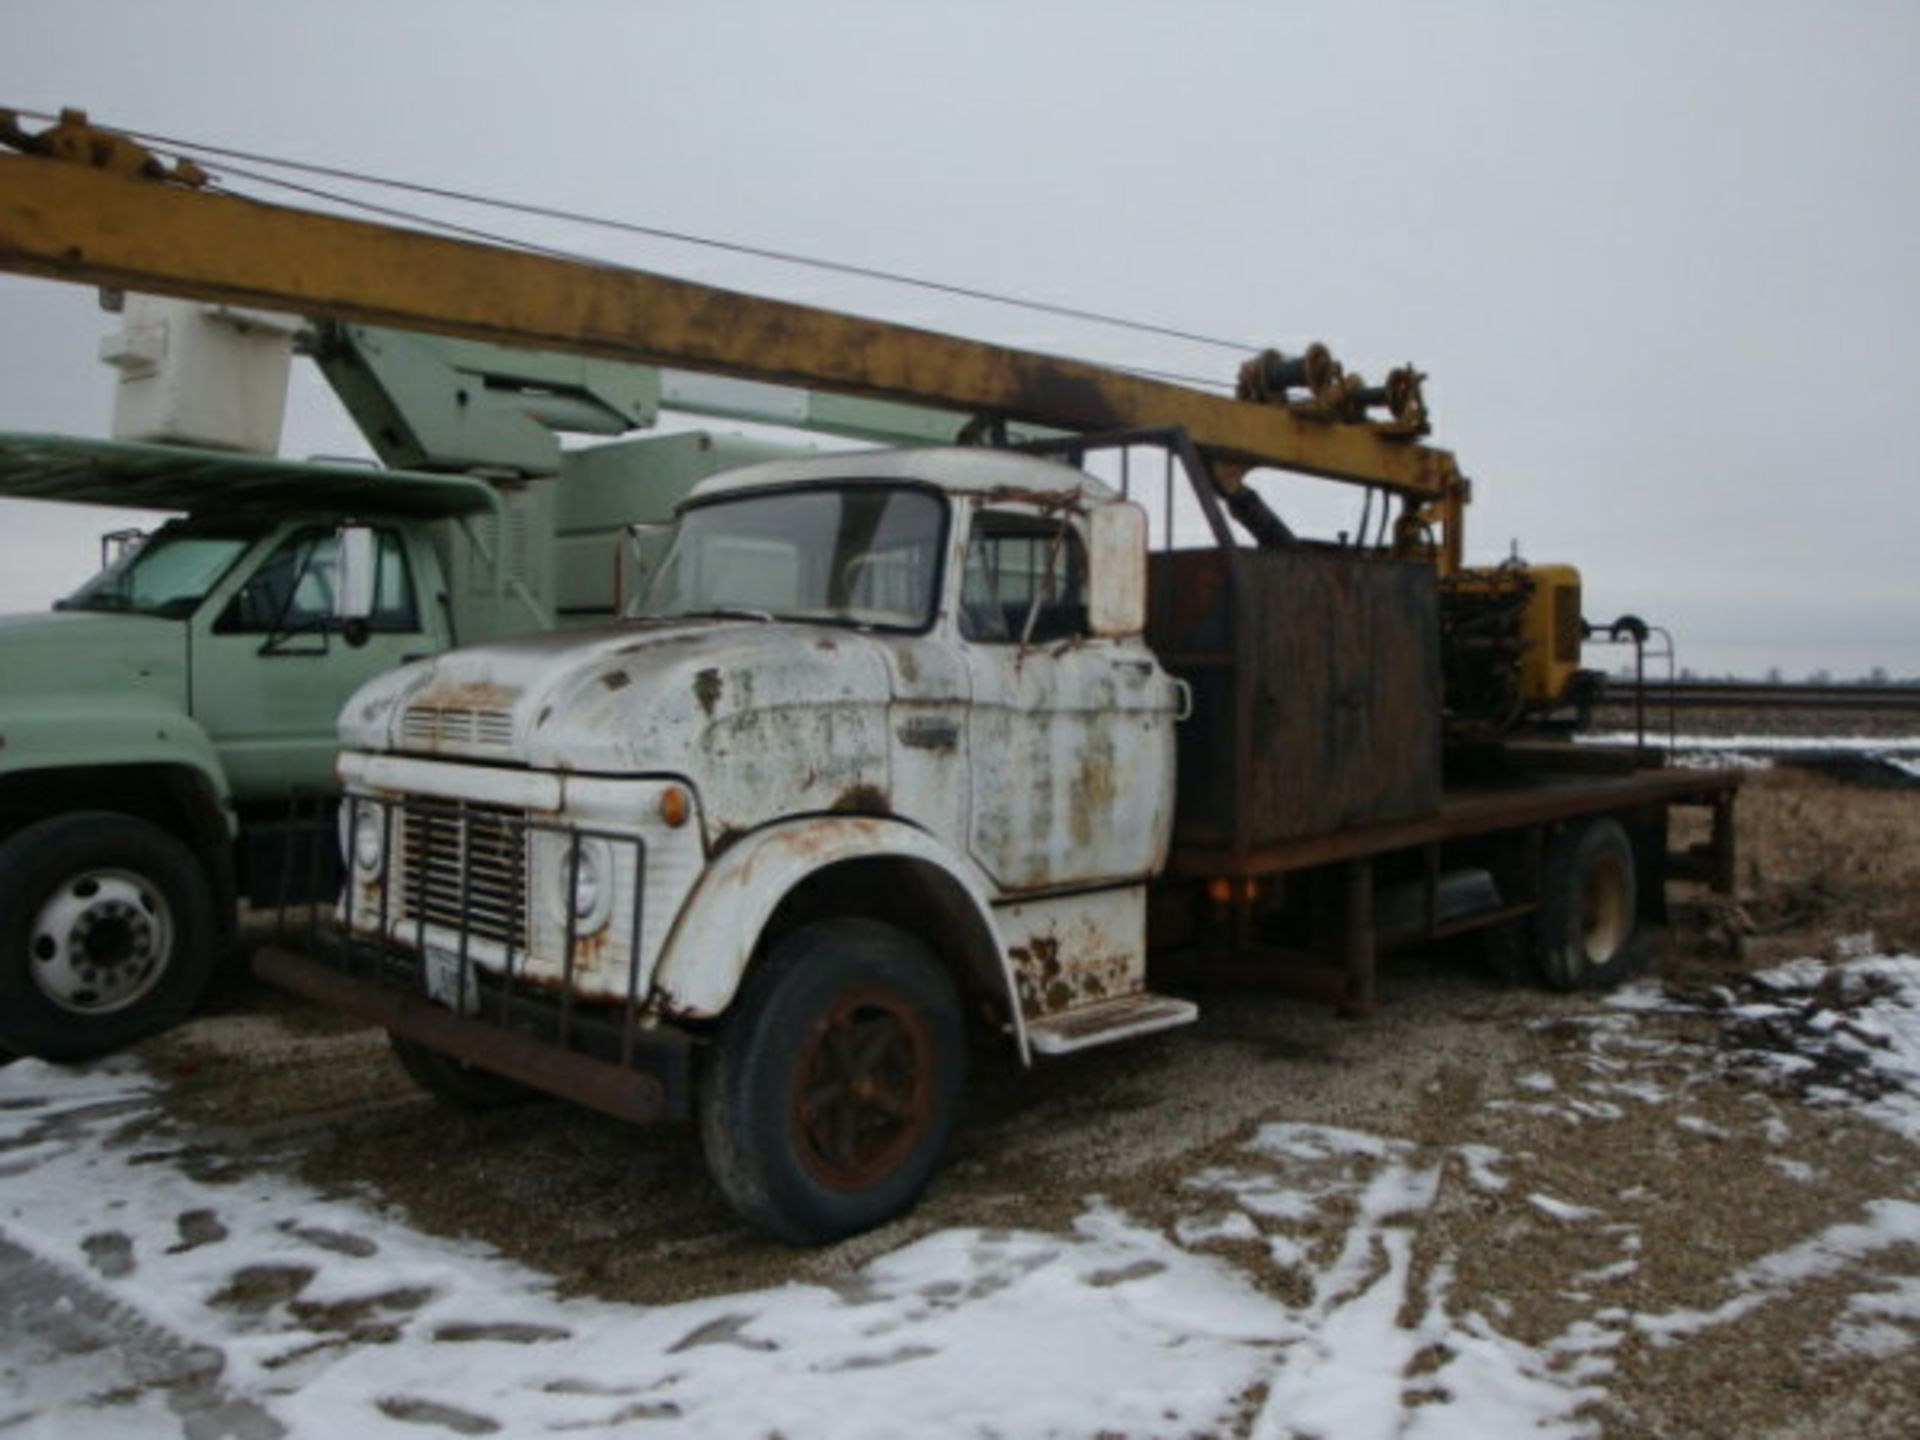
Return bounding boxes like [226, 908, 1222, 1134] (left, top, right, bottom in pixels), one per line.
[1592, 685, 1920, 743]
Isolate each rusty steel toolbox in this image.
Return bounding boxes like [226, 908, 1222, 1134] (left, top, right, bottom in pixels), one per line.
[1149, 544, 1442, 858]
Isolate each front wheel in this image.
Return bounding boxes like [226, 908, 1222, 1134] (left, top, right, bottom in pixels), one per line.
[699, 919, 965, 1246]
[388, 1033, 534, 1111]
[0, 812, 219, 1060]
[1535, 817, 1642, 991]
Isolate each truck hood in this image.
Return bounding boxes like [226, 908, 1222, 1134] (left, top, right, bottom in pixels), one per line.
[0, 611, 189, 708]
[342, 619, 896, 838]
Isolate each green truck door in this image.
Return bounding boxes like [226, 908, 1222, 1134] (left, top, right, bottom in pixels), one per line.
[190, 524, 438, 800]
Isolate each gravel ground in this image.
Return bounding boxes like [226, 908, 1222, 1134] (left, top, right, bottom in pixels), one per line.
[113, 911, 1919, 1438]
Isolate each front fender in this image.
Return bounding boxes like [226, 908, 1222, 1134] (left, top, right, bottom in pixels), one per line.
[649, 815, 1028, 1062]
[0, 696, 235, 834]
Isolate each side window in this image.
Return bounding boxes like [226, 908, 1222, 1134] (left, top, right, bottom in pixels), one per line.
[217, 528, 420, 635]
[959, 511, 1089, 644]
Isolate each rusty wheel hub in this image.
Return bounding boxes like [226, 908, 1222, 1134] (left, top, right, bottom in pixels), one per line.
[791, 988, 934, 1191]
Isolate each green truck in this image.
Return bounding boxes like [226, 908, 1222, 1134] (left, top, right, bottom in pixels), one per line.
[0, 303, 1020, 1061]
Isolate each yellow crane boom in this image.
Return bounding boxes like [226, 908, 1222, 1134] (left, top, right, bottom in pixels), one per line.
[0, 109, 1467, 565]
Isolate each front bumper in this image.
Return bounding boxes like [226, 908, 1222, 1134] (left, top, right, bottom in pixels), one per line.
[254, 944, 696, 1122]
[262, 770, 708, 1122]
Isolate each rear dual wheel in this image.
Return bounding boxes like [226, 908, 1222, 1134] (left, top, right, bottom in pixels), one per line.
[700, 919, 964, 1246]
[1535, 816, 1642, 991]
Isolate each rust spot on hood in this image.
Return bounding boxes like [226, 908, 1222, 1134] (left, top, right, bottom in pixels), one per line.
[831, 784, 891, 816]
[413, 680, 520, 711]
[694, 668, 723, 716]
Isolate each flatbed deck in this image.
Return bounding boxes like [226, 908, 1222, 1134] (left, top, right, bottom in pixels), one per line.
[1155, 750, 1741, 1018]
[1169, 760, 1739, 880]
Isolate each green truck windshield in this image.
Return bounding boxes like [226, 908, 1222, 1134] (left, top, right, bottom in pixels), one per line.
[56, 530, 252, 618]
[643, 485, 945, 632]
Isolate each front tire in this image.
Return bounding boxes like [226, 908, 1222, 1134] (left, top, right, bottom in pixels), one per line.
[1535, 816, 1642, 991]
[388, 1033, 534, 1111]
[700, 919, 965, 1246]
[0, 812, 219, 1061]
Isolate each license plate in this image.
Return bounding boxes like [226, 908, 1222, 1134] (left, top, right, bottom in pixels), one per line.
[423, 946, 480, 1015]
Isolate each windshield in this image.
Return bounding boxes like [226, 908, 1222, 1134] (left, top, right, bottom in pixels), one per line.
[57, 527, 254, 618]
[642, 485, 946, 631]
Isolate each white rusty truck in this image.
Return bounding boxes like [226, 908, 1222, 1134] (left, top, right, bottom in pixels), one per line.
[262, 435, 1735, 1244]
[289, 445, 1180, 1242]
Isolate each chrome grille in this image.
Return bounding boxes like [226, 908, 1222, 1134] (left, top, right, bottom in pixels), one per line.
[397, 802, 527, 949]
[401, 706, 515, 748]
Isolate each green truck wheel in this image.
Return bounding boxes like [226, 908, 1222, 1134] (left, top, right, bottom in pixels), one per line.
[0, 812, 218, 1060]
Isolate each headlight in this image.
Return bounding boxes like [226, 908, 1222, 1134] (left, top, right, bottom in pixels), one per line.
[570, 844, 601, 919]
[350, 804, 385, 873]
[554, 837, 615, 933]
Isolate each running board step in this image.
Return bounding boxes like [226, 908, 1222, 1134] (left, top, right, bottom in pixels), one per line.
[1027, 993, 1199, 1056]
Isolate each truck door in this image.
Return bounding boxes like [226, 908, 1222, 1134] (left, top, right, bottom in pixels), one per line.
[190, 524, 437, 800]
[959, 504, 1172, 892]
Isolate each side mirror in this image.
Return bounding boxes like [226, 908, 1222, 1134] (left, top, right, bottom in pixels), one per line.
[1086, 501, 1148, 637]
[99, 527, 146, 571]
[334, 524, 378, 624]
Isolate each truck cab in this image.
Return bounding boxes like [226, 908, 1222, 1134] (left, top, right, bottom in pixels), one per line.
[0, 436, 497, 1059]
[328, 447, 1191, 1243]
[53, 510, 447, 798]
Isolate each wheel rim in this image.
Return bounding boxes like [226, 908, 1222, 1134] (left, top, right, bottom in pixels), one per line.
[1579, 851, 1630, 965]
[791, 987, 935, 1191]
[28, 868, 175, 1016]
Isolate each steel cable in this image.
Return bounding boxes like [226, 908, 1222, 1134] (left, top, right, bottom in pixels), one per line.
[7, 106, 1263, 374]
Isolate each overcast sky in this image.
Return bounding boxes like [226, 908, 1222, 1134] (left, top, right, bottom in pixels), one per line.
[2, 0, 1915, 678]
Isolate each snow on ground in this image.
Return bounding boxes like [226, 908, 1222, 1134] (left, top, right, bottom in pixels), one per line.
[3, 952, 1919, 1438]
[1582, 733, 1920, 757]
[1600, 952, 1920, 1362]
[1185, 1125, 1608, 1440]
[1581, 732, 1920, 775]
[2, 1068, 1280, 1440]
[1631, 1197, 1920, 1350]
[1609, 950, 1920, 1145]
